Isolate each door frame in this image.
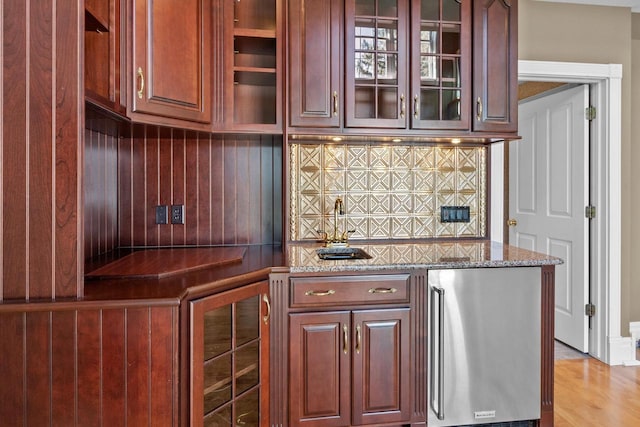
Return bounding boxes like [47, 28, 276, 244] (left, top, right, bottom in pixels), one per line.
[491, 60, 623, 365]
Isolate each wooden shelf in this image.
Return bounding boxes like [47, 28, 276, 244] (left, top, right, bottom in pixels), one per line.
[234, 28, 276, 39]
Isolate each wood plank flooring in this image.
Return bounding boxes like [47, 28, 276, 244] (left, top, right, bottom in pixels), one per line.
[554, 355, 640, 426]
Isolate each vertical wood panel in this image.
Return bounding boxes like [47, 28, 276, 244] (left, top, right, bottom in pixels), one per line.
[51, 310, 77, 425]
[2, 0, 28, 299]
[127, 307, 151, 426]
[25, 312, 52, 425]
[171, 128, 186, 245]
[132, 124, 147, 246]
[117, 128, 283, 247]
[119, 132, 133, 247]
[54, 0, 82, 297]
[150, 306, 177, 427]
[210, 135, 224, 243]
[223, 139, 238, 244]
[29, 0, 54, 298]
[185, 131, 200, 245]
[158, 127, 172, 245]
[102, 309, 126, 426]
[0, 313, 25, 425]
[146, 126, 160, 246]
[77, 310, 101, 426]
[196, 134, 211, 244]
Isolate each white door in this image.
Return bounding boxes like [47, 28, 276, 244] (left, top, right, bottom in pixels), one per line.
[509, 84, 589, 352]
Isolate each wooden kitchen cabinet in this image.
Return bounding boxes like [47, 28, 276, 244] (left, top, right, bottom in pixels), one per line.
[472, 0, 518, 132]
[85, 0, 125, 114]
[284, 273, 414, 427]
[289, 308, 410, 426]
[288, 0, 343, 128]
[289, 0, 516, 137]
[129, 0, 211, 124]
[190, 281, 270, 427]
[222, 0, 282, 132]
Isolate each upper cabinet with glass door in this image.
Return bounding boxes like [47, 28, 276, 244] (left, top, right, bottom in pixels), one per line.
[411, 0, 470, 130]
[289, 0, 517, 137]
[345, 0, 470, 130]
[345, 0, 408, 128]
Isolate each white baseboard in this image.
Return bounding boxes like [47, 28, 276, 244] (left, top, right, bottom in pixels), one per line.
[608, 336, 635, 366]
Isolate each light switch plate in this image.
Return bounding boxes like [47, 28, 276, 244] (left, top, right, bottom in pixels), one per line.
[155, 205, 168, 224]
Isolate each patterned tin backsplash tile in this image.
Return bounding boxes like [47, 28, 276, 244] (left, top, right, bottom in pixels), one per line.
[289, 143, 487, 241]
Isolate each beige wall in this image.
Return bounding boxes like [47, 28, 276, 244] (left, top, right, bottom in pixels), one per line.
[518, 0, 635, 334]
[632, 15, 640, 332]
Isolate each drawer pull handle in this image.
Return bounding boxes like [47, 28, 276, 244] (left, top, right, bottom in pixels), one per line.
[305, 289, 336, 297]
[356, 324, 361, 354]
[333, 91, 338, 116]
[137, 67, 144, 99]
[262, 294, 271, 325]
[368, 287, 397, 294]
[343, 324, 349, 354]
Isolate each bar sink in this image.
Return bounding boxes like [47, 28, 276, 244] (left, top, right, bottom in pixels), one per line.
[316, 247, 372, 260]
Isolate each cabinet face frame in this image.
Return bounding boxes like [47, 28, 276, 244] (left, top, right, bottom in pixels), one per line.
[129, 0, 212, 123]
[190, 281, 270, 427]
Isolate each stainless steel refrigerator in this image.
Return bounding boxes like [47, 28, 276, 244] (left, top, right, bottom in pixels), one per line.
[428, 267, 541, 426]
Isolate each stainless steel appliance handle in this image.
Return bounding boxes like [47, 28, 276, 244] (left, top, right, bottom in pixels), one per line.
[430, 286, 445, 421]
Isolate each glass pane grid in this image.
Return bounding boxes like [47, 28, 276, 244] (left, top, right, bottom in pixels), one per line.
[417, 0, 462, 122]
[354, 1, 400, 120]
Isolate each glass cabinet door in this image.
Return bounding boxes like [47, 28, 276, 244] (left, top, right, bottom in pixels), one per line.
[346, 0, 408, 128]
[191, 281, 270, 427]
[411, 0, 470, 130]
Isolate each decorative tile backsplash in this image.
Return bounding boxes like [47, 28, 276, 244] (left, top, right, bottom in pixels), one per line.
[289, 143, 487, 241]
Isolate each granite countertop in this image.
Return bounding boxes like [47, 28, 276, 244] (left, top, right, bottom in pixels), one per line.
[287, 240, 563, 273]
[76, 241, 561, 303]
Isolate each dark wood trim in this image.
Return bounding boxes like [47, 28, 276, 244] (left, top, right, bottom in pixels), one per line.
[269, 272, 289, 427]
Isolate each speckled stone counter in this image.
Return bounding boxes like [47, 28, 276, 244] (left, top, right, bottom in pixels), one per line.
[287, 240, 563, 273]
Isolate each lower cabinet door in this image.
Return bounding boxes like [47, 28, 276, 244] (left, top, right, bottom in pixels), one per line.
[289, 311, 351, 427]
[190, 281, 270, 427]
[352, 308, 411, 425]
[289, 308, 411, 426]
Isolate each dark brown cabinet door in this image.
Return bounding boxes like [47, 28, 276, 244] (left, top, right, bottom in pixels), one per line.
[352, 308, 411, 425]
[130, 0, 211, 123]
[472, 0, 518, 132]
[410, 0, 471, 130]
[345, 0, 409, 128]
[289, 0, 343, 128]
[289, 311, 351, 427]
[190, 281, 270, 427]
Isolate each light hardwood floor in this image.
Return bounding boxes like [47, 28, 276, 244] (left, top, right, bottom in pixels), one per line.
[554, 353, 640, 426]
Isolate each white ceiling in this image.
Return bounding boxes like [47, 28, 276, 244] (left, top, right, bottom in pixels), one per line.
[536, 0, 640, 12]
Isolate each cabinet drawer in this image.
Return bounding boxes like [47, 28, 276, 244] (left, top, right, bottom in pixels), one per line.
[290, 274, 410, 308]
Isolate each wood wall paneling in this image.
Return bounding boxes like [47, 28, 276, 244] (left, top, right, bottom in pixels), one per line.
[0, 305, 178, 426]
[116, 128, 283, 248]
[1, 0, 83, 300]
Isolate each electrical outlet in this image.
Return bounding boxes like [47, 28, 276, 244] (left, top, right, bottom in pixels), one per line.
[155, 205, 168, 224]
[171, 204, 185, 224]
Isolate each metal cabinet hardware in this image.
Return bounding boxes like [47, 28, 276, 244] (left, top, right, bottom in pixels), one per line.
[343, 324, 349, 354]
[305, 289, 336, 297]
[137, 67, 145, 99]
[333, 91, 338, 116]
[368, 287, 397, 294]
[400, 94, 406, 118]
[262, 294, 271, 324]
[356, 324, 361, 354]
